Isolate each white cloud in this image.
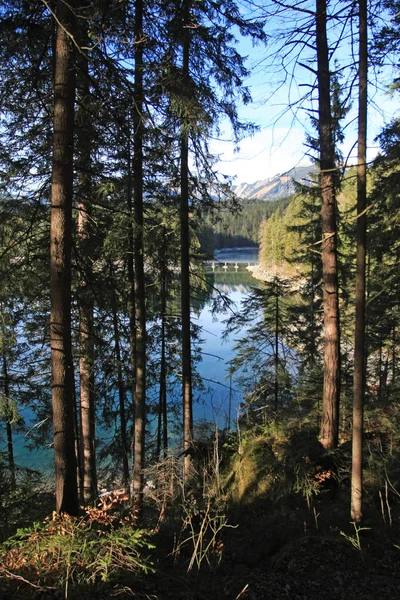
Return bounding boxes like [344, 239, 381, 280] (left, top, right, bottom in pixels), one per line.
[211, 126, 311, 185]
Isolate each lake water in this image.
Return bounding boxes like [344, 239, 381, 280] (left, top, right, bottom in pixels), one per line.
[194, 247, 259, 429]
[4, 247, 259, 472]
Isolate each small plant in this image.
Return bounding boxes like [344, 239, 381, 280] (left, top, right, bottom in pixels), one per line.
[271, 426, 339, 508]
[340, 521, 371, 551]
[0, 491, 155, 596]
[176, 491, 236, 572]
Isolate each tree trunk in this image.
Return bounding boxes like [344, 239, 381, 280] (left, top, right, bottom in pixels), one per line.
[50, 0, 79, 515]
[76, 25, 97, 503]
[351, 0, 368, 523]
[132, 0, 146, 514]
[316, 0, 341, 450]
[111, 285, 130, 489]
[392, 320, 396, 386]
[157, 312, 168, 460]
[2, 351, 16, 489]
[274, 280, 279, 412]
[378, 332, 383, 400]
[73, 385, 84, 502]
[126, 137, 136, 462]
[181, 0, 193, 483]
[157, 259, 168, 460]
[310, 250, 317, 367]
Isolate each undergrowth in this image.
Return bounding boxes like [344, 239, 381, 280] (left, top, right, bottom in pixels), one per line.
[0, 467, 54, 542]
[1, 408, 400, 600]
[0, 490, 154, 596]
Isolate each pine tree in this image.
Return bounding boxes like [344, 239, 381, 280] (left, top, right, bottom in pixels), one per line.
[132, 0, 147, 513]
[49, 0, 79, 515]
[76, 8, 98, 503]
[315, 0, 341, 449]
[227, 278, 294, 418]
[351, 0, 368, 524]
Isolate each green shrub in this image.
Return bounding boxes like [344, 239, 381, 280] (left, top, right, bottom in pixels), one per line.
[0, 491, 154, 594]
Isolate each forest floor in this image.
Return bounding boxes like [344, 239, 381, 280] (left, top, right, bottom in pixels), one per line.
[1, 490, 400, 600]
[2, 427, 400, 600]
[135, 493, 400, 600]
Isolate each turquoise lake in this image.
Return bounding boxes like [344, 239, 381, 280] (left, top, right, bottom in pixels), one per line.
[2, 247, 260, 473]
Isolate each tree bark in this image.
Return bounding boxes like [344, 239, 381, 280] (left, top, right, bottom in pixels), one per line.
[310, 251, 316, 367]
[76, 21, 97, 503]
[181, 0, 193, 483]
[392, 320, 396, 385]
[157, 255, 168, 460]
[50, 0, 79, 515]
[111, 284, 130, 489]
[316, 0, 341, 450]
[274, 279, 279, 412]
[126, 134, 136, 466]
[351, 0, 368, 523]
[2, 351, 16, 489]
[132, 0, 146, 515]
[73, 384, 84, 502]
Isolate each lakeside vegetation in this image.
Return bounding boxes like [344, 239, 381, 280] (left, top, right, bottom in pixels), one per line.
[199, 196, 293, 253]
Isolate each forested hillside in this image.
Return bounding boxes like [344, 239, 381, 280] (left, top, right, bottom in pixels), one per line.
[198, 166, 314, 252]
[258, 169, 357, 270]
[199, 195, 292, 252]
[0, 0, 400, 598]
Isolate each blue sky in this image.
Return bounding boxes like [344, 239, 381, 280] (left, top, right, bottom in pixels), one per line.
[210, 8, 399, 185]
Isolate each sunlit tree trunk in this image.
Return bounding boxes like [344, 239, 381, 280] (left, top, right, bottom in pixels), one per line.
[274, 280, 279, 412]
[126, 137, 136, 480]
[73, 385, 84, 501]
[392, 320, 396, 386]
[111, 284, 130, 489]
[181, 0, 193, 483]
[351, 0, 367, 524]
[132, 0, 146, 514]
[77, 20, 97, 503]
[378, 333, 384, 400]
[50, 0, 79, 515]
[316, 0, 341, 449]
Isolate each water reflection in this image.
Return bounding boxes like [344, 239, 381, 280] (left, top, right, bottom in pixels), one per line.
[10, 248, 260, 469]
[194, 248, 260, 429]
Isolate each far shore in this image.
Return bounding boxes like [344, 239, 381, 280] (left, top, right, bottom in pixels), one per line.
[247, 263, 303, 285]
[214, 246, 258, 253]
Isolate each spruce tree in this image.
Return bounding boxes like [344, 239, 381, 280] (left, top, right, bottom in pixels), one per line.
[49, 0, 79, 515]
[351, 0, 368, 524]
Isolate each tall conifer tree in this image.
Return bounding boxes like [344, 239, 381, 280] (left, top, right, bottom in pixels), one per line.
[316, 0, 341, 449]
[132, 0, 147, 513]
[76, 8, 98, 503]
[50, 0, 79, 515]
[351, 0, 368, 523]
[180, 0, 194, 482]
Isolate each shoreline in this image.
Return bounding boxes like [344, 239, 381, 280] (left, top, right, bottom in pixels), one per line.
[247, 263, 304, 287]
[214, 245, 258, 253]
[246, 263, 287, 282]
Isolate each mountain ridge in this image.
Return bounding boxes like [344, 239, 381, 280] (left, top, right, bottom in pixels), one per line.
[234, 165, 314, 202]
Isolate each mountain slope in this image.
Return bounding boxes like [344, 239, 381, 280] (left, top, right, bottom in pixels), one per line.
[234, 165, 314, 202]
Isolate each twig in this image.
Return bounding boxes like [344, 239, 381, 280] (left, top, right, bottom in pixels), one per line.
[0, 567, 56, 591]
[379, 490, 386, 524]
[385, 480, 392, 527]
[236, 584, 249, 599]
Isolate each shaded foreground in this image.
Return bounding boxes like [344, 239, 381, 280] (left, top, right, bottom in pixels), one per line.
[1, 422, 400, 599]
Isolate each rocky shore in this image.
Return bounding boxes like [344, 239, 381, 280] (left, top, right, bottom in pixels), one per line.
[247, 264, 305, 289]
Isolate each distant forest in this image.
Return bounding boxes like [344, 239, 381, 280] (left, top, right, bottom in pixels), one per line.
[199, 196, 293, 253]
